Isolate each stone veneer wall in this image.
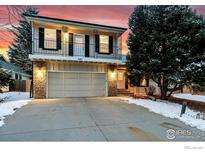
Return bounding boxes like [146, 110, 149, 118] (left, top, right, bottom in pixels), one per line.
[108, 64, 117, 96]
[33, 61, 47, 99]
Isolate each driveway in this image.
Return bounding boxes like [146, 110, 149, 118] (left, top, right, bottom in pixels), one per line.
[0, 97, 204, 141]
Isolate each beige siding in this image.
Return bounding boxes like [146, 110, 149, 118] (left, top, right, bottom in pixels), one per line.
[32, 23, 120, 58]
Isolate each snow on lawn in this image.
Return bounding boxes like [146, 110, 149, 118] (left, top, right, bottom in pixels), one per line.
[173, 93, 205, 103]
[0, 92, 31, 127]
[127, 98, 205, 131]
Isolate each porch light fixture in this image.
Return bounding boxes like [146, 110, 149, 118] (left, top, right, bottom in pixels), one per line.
[111, 72, 116, 79]
[110, 64, 116, 79]
[37, 69, 43, 78]
[36, 63, 43, 78]
[62, 26, 68, 33]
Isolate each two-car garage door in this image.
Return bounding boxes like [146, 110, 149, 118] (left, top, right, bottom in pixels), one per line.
[48, 72, 106, 98]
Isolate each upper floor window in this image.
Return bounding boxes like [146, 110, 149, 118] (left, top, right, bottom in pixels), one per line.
[73, 34, 85, 56]
[44, 28, 56, 49]
[100, 35, 109, 53]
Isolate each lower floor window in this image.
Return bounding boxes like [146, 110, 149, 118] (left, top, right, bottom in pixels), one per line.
[140, 77, 149, 87]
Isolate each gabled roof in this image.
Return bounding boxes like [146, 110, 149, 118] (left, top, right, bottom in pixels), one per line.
[25, 15, 127, 33]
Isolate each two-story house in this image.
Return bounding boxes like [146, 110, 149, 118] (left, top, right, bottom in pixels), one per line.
[26, 15, 135, 98]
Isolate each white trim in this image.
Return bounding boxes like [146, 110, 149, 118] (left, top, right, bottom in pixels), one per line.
[48, 70, 106, 74]
[105, 64, 108, 96]
[46, 63, 48, 98]
[29, 54, 122, 64]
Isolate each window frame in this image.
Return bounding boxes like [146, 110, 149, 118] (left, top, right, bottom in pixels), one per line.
[99, 35, 109, 54]
[43, 28, 58, 50]
[73, 33, 85, 56]
[138, 77, 149, 87]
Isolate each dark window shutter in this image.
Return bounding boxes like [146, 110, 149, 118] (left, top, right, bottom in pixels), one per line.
[39, 28, 44, 48]
[95, 34, 99, 53]
[56, 30, 61, 50]
[85, 35, 89, 57]
[109, 36, 113, 54]
[69, 33, 73, 56]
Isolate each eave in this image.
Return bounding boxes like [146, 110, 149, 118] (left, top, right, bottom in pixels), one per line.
[29, 54, 123, 64]
[25, 15, 127, 34]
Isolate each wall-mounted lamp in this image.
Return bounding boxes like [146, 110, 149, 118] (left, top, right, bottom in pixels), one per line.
[111, 72, 116, 79]
[110, 64, 116, 80]
[36, 63, 43, 78]
[62, 26, 68, 33]
[37, 69, 43, 78]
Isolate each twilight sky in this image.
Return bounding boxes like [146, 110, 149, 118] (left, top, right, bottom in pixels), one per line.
[0, 5, 205, 53]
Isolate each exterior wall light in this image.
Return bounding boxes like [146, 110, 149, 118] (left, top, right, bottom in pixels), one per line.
[111, 71, 116, 79]
[36, 62, 44, 78]
[109, 64, 116, 80]
[37, 69, 43, 78]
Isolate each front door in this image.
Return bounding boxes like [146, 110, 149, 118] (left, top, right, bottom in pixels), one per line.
[117, 69, 126, 89]
[74, 34, 85, 57]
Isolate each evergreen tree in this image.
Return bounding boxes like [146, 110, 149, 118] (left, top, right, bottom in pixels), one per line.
[8, 6, 39, 74]
[126, 6, 205, 99]
[0, 65, 11, 89]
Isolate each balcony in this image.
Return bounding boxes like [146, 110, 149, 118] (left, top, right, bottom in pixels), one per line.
[32, 39, 126, 63]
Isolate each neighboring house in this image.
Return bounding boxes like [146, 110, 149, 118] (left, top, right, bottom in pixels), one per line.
[0, 54, 31, 80]
[0, 54, 31, 92]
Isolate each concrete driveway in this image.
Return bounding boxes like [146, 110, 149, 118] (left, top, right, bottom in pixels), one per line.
[0, 97, 204, 141]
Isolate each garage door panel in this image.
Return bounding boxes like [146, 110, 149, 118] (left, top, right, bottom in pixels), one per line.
[77, 86, 92, 90]
[78, 73, 91, 79]
[48, 72, 106, 98]
[64, 86, 79, 91]
[64, 73, 78, 79]
[77, 80, 92, 85]
[49, 91, 64, 98]
[49, 72, 63, 78]
[49, 85, 63, 91]
[92, 74, 105, 79]
[92, 80, 106, 84]
[64, 79, 79, 84]
[48, 80, 64, 85]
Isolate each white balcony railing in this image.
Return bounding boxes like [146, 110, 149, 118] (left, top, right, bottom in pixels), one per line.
[32, 39, 125, 61]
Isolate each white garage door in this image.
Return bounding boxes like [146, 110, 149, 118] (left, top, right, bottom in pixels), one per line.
[48, 72, 106, 98]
